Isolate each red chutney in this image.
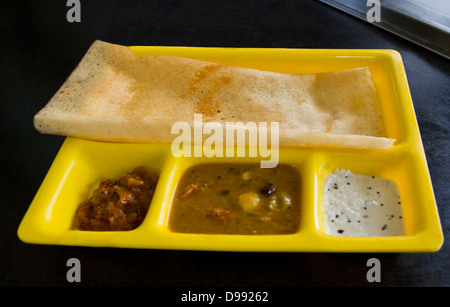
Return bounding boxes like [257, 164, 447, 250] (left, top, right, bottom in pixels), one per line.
[75, 167, 159, 231]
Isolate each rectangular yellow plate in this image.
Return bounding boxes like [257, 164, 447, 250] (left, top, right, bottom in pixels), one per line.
[18, 47, 443, 252]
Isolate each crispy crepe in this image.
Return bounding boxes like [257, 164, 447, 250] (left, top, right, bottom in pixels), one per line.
[34, 40, 395, 149]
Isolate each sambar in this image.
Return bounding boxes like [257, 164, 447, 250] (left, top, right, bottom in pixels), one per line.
[168, 163, 301, 234]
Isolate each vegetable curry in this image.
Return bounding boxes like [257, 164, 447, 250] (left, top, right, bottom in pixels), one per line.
[168, 163, 301, 234]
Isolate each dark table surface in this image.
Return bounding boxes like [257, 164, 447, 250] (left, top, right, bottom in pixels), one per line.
[1, 0, 449, 291]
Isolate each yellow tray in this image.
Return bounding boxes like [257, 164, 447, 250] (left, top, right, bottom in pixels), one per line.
[18, 47, 443, 252]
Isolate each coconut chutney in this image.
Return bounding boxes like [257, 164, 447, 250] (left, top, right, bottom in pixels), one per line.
[324, 169, 405, 237]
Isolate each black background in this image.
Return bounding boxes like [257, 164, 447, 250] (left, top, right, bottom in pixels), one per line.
[1, 0, 449, 292]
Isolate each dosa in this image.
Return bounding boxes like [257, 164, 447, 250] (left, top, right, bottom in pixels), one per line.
[34, 40, 395, 149]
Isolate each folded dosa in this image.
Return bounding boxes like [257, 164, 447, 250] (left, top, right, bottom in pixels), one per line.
[34, 40, 395, 149]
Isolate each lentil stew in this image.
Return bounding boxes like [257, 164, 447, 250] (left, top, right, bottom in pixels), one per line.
[168, 163, 301, 234]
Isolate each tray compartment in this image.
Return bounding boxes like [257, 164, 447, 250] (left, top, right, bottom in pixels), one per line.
[18, 138, 172, 246]
[314, 148, 441, 242]
[155, 147, 314, 235]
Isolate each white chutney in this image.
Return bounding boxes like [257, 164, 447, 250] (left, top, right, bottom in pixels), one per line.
[324, 169, 405, 237]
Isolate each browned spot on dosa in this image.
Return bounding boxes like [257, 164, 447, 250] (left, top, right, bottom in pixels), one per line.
[184, 64, 232, 119]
